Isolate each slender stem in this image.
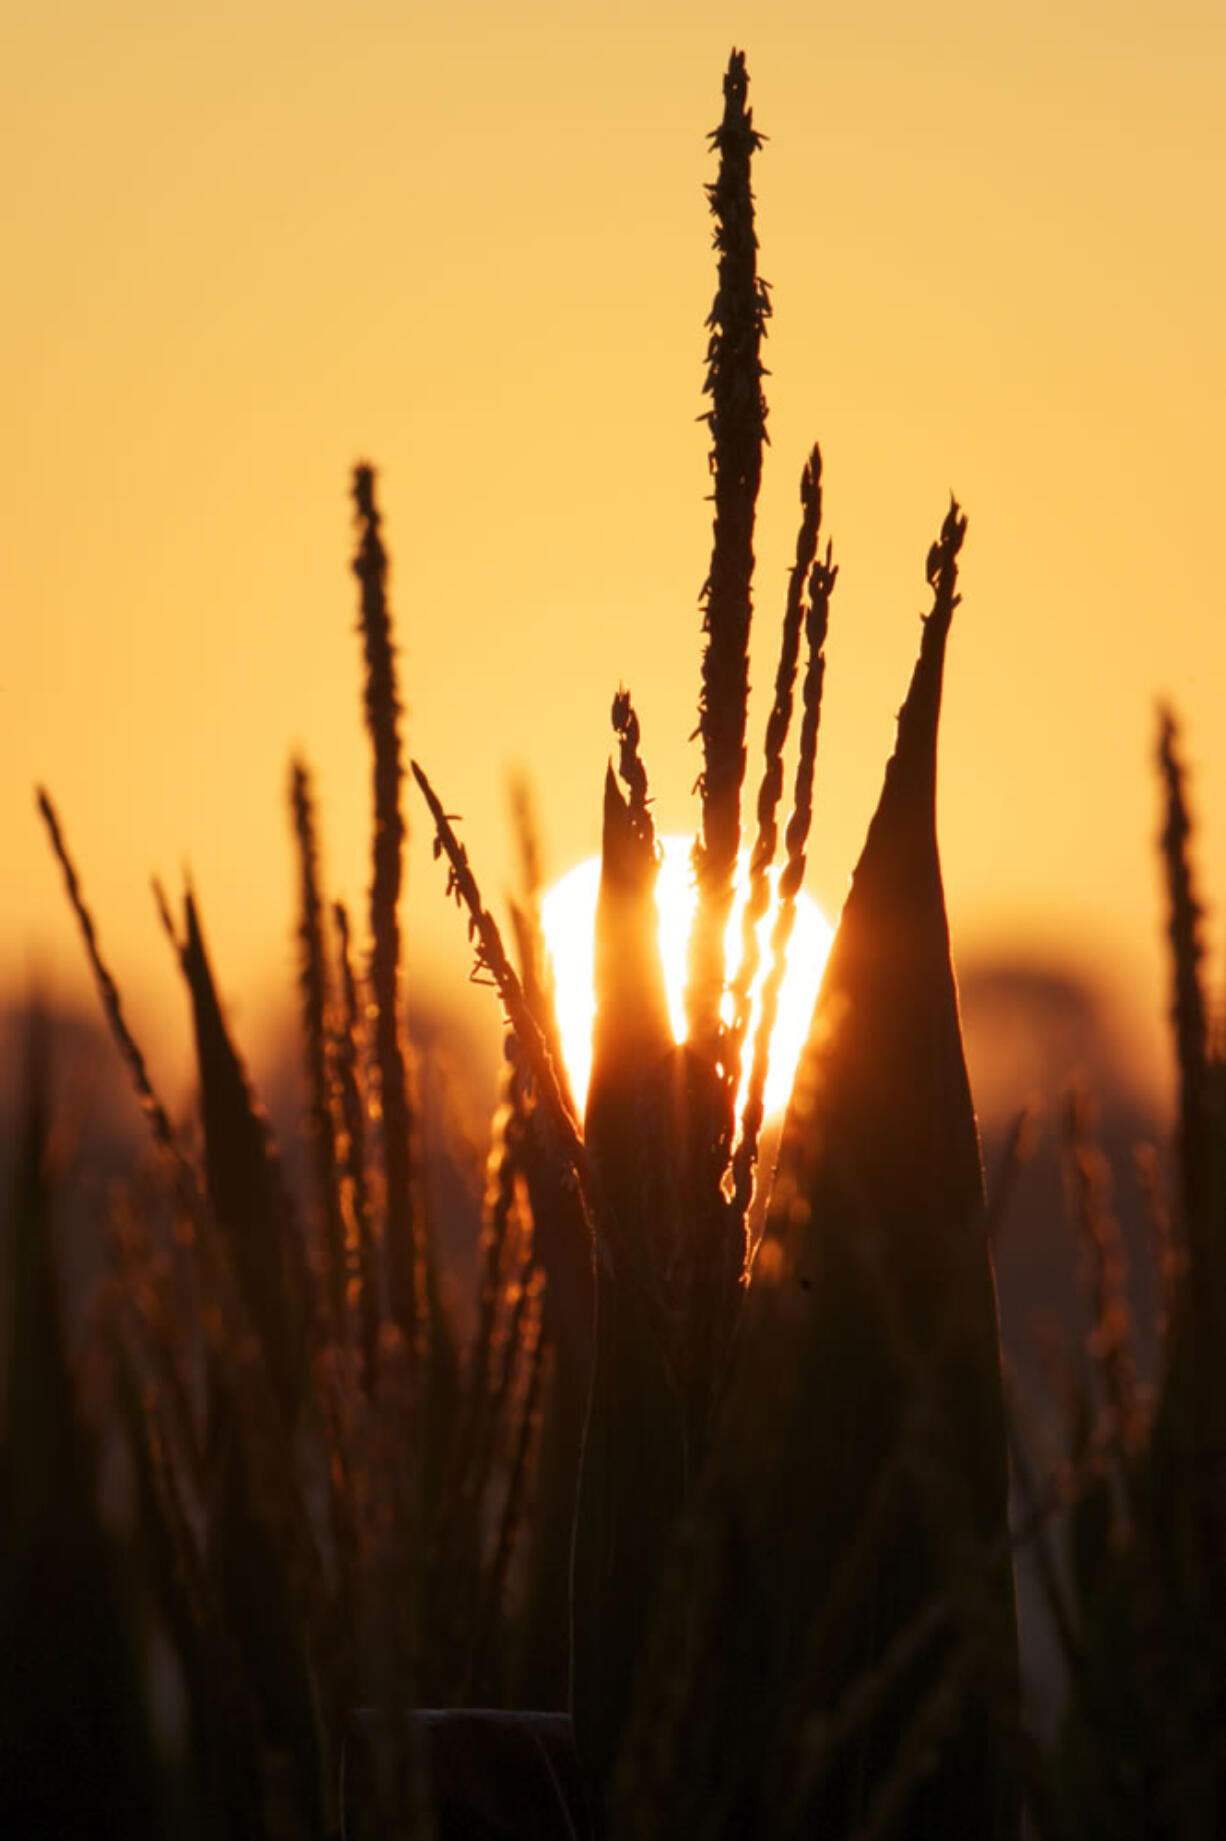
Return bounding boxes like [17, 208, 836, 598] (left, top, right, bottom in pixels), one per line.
[687, 48, 770, 1064]
[352, 463, 418, 1350]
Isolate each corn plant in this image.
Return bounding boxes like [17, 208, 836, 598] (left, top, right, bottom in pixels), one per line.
[414, 49, 1019, 1838]
[18, 43, 1226, 1841]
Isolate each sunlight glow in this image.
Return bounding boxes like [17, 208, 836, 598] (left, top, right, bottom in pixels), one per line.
[540, 835, 833, 1119]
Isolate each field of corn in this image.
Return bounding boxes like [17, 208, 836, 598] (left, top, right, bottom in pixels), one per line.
[4, 51, 1225, 1841]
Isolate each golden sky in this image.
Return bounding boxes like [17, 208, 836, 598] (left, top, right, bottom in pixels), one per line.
[6, 1, 1225, 1107]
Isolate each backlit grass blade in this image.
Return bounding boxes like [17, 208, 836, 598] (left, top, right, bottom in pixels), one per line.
[353, 462, 419, 1353]
[290, 757, 348, 1342]
[334, 897, 382, 1390]
[759, 498, 1018, 1838]
[1152, 712, 1226, 1501]
[733, 496, 836, 1216]
[728, 443, 824, 1078]
[686, 47, 770, 1065]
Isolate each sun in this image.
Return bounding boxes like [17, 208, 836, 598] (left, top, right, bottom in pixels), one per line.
[539, 835, 833, 1120]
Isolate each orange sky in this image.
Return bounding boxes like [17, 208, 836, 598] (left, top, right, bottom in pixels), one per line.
[6, 1, 1225, 1112]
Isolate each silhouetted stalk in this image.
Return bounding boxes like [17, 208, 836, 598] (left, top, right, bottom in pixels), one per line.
[38, 803, 218, 1351]
[687, 47, 770, 1064]
[728, 445, 823, 1075]
[1153, 711, 1226, 1614]
[1156, 711, 1221, 1340]
[411, 760, 599, 1212]
[334, 899, 381, 1390]
[353, 462, 418, 1351]
[1158, 711, 1210, 1226]
[1150, 714, 1226, 1724]
[290, 758, 347, 1339]
[37, 792, 182, 1163]
[733, 534, 835, 1215]
[575, 692, 701, 1796]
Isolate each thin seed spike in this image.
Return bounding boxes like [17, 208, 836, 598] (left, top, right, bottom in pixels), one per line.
[733, 535, 836, 1214]
[687, 47, 771, 1063]
[333, 899, 381, 1388]
[352, 462, 418, 1349]
[411, 760, 587, 1162]
[290, 759, 347, 1339]
[728, 444, 824, 1072]
[1152, 710, 1226, 1522]
[37, 789, 180, 1159]
[38, 798, 291, 1387]
[412, 762, 624, 1310]
[1156, 709, 1211, 1238]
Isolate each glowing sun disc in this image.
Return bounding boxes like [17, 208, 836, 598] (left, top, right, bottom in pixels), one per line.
[540, 835, 833, 1119]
